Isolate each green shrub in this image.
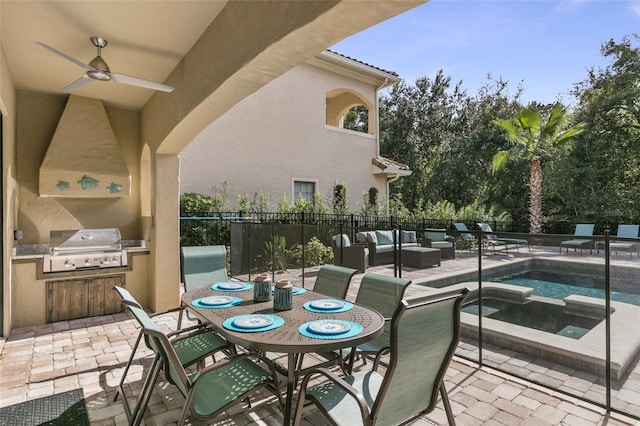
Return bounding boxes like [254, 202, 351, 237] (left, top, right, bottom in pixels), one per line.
[289, 237, 334, 267]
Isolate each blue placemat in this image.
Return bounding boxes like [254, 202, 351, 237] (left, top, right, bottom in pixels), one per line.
[212, 281, 253, 292]
[303, 300, 354, 313]
[298, 320, 363, 340]
[223, 314, 284, 333]
[191, 296, 243, 309]
[271, 286, 307, 295]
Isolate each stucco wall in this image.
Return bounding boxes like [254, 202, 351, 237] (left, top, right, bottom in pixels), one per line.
[15, 92, 142, 243]
[180, 62, 387, 210]
[1, 25, 19, 337]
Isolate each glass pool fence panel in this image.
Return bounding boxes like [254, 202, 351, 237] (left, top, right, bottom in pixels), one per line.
[607, 234, 640, 418]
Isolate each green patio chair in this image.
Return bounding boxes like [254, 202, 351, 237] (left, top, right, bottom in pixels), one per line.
[560, 224, 595, 255]
[344, 272, 412, 374]
[131, 324, 283, 426]
[295, 264, 358, 371]
[293, 287, 469, 426]
[112, 287, 232, 422]
[312, 264, 358, 299]
[178, 245, 228, 327]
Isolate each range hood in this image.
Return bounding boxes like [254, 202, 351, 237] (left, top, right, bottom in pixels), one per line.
[39, 95, 131, 197]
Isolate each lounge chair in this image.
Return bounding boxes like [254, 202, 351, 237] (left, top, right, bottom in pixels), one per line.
[560, 224, 595, 255]
[455, 222, 510, 254]
[595, 224, 640, 257]
[478, 223, 530, 252]
[453, 222, 480, 252]
[293, 287, 469, 426]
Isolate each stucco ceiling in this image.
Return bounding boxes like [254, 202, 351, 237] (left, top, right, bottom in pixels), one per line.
[1, 1, 227, 110]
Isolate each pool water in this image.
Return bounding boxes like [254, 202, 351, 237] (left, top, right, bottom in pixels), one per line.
[462, 299, 602, 339]
[492, 270, 640, 306]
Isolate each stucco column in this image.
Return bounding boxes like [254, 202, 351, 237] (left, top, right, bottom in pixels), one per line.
[150, 153, 181, 312]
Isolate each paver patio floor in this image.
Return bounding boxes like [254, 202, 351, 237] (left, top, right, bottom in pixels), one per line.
[1, 246, 638, 425]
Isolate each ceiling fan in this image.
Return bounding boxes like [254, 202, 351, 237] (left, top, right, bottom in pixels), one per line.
[37, 37, 174, 93]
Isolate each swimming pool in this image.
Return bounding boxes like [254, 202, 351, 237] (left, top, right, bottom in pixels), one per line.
[462, 298, 603, 339]
[491, 269, 640, 306]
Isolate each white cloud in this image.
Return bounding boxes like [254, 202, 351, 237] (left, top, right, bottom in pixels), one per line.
[629, 0, 640, 17]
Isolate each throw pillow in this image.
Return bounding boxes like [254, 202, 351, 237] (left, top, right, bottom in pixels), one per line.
[402, 230, 417, 243]
[332, 234, 351, 247]
[356, 232, 369, 244]
[366, 231, 378, 244]
[375, 230, 395, 245]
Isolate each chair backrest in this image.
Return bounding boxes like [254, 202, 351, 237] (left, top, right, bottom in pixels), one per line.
[355, 273, 411, 320]
[312, 265, 357, 299]
[478, 223, 492, 233]
[616, 224, 639, 238]
[453, 222, 476, 241]
[181, 245, 228, 292]
[141, 326, 192, 396]
[372, 288, 469, 425]
[574, 224, 595, 237]
[477, 223, 499, 241]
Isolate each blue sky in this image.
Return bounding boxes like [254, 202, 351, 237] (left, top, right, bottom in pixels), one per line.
[331, 0, 640, 105]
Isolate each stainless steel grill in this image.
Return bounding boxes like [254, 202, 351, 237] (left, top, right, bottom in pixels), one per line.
[44, 228, 128, 272]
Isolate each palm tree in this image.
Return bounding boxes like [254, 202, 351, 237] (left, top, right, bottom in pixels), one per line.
[492, 104, 585, 234]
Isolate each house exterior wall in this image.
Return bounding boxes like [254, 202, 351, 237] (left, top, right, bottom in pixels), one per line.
[1, 27, 19, 337]
[180, 61, 389, 212]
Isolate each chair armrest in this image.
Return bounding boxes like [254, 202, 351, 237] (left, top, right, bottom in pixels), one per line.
[420, 237, 432, 248]
[295, 367, 370, 423]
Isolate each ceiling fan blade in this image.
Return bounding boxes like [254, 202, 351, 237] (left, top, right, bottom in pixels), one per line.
[63, 75, 95, 92]
[110, 73, 174, 92]
[36, 42, 94, 72]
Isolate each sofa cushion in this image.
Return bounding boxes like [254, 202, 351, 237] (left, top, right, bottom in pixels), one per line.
[375, 230, 395, 245]
[425, 230, 448, 242]
[431, 241, 453, 248]
[402, 230, 417, 243]
[355, 232, 367, 244]
[375, 244, 395, 253]
[366, 231, 378, 244]
[332, 234, 351, 248]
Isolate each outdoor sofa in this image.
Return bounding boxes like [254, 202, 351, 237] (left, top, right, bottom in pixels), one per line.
[355, 230, 420, 265]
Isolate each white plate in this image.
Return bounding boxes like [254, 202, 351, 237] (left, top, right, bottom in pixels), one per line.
[307, 320, 352, 335]
[232, 315, 275, 329]
[199, 296, 235, 306]
[309, 299, 345, 310]
[217, 282, 247, 290]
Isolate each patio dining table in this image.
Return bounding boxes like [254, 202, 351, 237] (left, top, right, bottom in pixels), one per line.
[182, 283, 385, 425]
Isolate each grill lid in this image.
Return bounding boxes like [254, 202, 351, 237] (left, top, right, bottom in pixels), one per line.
[50, 228, 121, 254]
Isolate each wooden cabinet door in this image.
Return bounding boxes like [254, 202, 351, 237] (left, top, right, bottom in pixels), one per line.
[88, 275, 125, 316]
[47, 275, 125, 322]
[47, 279, 89, 323]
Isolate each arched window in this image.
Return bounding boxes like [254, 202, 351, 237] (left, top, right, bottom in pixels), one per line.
[325, 89, 372, 134]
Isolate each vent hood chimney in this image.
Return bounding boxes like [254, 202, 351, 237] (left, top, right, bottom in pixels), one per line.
[39, 95, 131, 197]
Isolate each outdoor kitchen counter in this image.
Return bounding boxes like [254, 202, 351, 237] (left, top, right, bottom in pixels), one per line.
[10, 242, 150, 329]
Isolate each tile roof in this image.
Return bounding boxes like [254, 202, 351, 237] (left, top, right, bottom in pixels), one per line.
[326, 49, 399, 77]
